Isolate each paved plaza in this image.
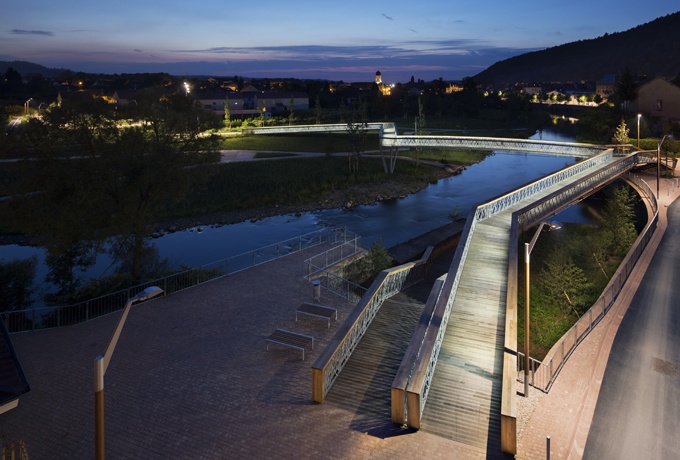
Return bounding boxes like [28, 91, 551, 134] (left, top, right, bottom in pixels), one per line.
[1, 243, 488, 459]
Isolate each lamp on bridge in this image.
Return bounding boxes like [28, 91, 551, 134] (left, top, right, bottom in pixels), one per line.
[524, 220, 561, 398]
[95, 286, 164, 460]
[637, 114, 642, 149]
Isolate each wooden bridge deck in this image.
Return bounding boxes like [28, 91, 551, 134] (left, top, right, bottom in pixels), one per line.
[325, 154, 625, 454]
[419, 157, 622, 453]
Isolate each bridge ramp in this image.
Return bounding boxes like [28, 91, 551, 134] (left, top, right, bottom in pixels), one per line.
[420, 156, 621, 452]
[419, 216, 510, 451]
[324, 250, 454, 433]
[324, 286, 429, 433]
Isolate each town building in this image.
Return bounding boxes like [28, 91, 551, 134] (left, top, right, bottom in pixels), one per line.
[631, 77, 680, 128]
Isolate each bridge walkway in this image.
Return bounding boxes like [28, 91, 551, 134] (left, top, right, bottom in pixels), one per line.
[418, 155, 625, 453]
[323, 247, 455, 434]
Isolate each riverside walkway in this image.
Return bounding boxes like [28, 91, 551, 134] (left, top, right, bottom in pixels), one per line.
[0, 243, 484, 459]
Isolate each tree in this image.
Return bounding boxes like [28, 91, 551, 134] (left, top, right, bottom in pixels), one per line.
[0, 257, 37, 312]
[616, 67, 637, 114]
[314, 95, 322, 124]
[414, 96, 426, 165]
[288, 96, 295, 126]
[599, 185, 638, 257]
[613, 119, 630, 145]
[0, 67, 23, 98]
[345, 121, 367, 173]
[258, 100, 266, 127]
[7, 91, 220, 283]
[224, 99, 231, 127]
[538, 250, 591, 317]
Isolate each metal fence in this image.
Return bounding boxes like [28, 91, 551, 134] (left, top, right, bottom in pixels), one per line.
[4, 227, 352, 334]
[311, 247, 434, 403]
[519, 172, 659, 392]
[303, 231, 362, 281]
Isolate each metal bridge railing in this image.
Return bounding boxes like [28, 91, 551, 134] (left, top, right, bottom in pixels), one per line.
[4, 227, 351, 334]
[520, 172, 658, 392]
[303, 233, 362, 281]
[391, 148, 612, 453]
[311, 246, 434, 403]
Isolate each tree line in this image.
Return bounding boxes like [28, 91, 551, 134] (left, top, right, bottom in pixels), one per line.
[1, 89, 222, 308]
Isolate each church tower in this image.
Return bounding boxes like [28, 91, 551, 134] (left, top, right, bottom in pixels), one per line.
[375, 70, 382, 85]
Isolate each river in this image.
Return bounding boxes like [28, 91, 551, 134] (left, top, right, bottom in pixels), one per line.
[1, 127, 596, 304]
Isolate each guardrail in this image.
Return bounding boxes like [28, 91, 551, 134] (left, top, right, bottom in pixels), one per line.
[312, 269, 367, 303]
[4, 227, 351, 334]
[519, 171, 659, 392]
[390, 274, 446, 426]
[311, 246, 433, 403]
[303, 234, 362, 281]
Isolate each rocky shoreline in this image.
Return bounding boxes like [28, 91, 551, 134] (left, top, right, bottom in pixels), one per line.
[154, 168, 456, 233]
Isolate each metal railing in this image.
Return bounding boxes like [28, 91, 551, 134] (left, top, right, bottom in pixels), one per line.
[4, 227, 351, 333]
[303, 232, 362, 281]
[313, 270, 367, 303]
[311, 247, 433, 403]
[519, 172, 659, 392]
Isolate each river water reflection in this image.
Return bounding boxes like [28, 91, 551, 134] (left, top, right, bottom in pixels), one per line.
[1, 128, 596, 302]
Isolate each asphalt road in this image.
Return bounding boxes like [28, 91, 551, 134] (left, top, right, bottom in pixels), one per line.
[583, 198, 680, 459]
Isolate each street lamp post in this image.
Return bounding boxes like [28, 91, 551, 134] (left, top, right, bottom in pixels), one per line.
[95, 286, 164, 460]
[524, 221, 561, 397]
[24, 98, 33, 116]
[637, 114, 642, 149]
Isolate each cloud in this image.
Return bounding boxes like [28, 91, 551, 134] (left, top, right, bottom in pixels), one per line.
[171, 41, 514, 62]
[382, 13, 394, 21]
[10, 29, 53, 36]
[134, 49, 143, 53]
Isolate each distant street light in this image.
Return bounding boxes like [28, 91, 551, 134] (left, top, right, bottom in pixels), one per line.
[95, 286, 164, 460]
[637, 114, 642, 149]
[524, 220, 561, 397]
[24, 98, 33, 115]
[183, 81, 190, 96]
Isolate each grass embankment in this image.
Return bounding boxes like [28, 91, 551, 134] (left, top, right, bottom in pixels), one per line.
[517, 184, 645, 360]
[153, 131, 490, 226]
[163, 154, 456, 225]
[517, 224, 621, 359]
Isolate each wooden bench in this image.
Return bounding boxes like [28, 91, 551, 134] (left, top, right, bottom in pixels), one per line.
[295, 303, 338, 328]
[265, 329, 314, 360]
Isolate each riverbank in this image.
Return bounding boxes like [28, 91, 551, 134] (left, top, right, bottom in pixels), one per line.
[153, 165, 460, 234]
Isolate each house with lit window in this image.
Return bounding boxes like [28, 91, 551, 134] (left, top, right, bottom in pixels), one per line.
[206, 89, 309, 118]
[631, 77, 680, 127]
[596, 74, 617, 100]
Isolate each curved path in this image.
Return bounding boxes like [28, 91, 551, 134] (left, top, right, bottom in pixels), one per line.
[516, 168, 680, 459]
[583, 180, 680, 458]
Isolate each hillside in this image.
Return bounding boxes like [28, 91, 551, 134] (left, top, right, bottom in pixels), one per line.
[0, 61, 70, 78]
[475, 12, 680, 85]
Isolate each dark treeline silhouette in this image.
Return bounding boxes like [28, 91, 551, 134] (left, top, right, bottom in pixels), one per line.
[475, 12, 680, 85]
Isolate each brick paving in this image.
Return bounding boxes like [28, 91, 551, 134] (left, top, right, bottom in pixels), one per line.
[2, 170, 676, 460]
[1, 243, 487, 459]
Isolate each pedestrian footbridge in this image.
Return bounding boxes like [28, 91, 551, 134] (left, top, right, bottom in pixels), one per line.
[256, 123, 654, 455]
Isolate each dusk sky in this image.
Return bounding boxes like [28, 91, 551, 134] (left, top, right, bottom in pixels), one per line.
[2, 2, 677, 82]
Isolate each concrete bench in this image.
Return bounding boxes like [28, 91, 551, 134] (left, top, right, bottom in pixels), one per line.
[295, 303, 338, 328]
[265, 329, 314, 360]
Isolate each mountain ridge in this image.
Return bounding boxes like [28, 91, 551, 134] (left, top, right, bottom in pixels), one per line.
[475, 12, 680, 85]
